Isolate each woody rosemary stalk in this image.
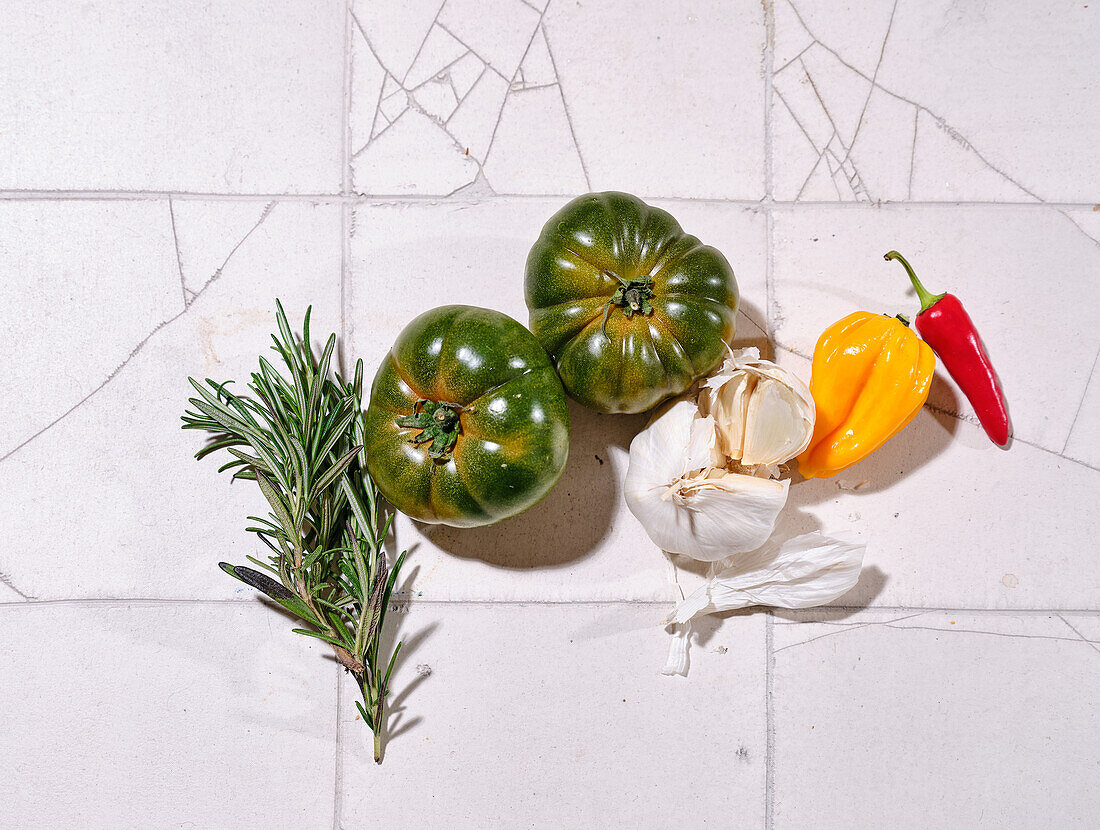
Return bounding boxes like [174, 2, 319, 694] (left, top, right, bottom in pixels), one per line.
[181, 301, 407, 764]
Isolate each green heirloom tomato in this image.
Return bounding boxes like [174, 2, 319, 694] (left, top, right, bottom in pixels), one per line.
[525, 192, 739, 414]
[363, 305, 570, 528]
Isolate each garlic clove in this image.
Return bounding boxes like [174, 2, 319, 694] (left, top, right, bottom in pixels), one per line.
[684, 413, 717, 476]
[672, 473, 790, 561]
[705, 370, 755, 463]
[742, 375, 814, 466]
[700, 348, 814, 468]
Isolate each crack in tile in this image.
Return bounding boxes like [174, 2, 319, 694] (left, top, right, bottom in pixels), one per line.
[407, 49, 475, 95]
[821, 149, 846, 200]
[445, 67, 488, 126]
[479, 11, 557, 178]
[434, 21, 508, 81]
[1057, 615, 1100, 656]
[510, 81, 559, 93]
[399, 4, 448, 88]
[538, 20, 591, 191]
[0, 202, 277, 465]
[1061, 343, 1100, 454]
[775, 88, 823, 154]
[774, 612, 929, 653]
[0, 568, 32, 600]
[365, 70, 388, 152]
[353, 107, 405, 159]
[446, 168, 499, 199]
[350, 11, 391, 152]
[774, 41, 814, 76]
[776, 612, 1100, 654]
[1057, 209, 1100, 250]
[907, 106, 918, 199]
[834, 0, 898, 172]
[168, 196, 188, 308]
[793, 129, 835, 200]
[879, 623, 1100, 646]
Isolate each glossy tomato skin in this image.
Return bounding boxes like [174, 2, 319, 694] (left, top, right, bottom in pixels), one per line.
[363, 305, 570, 528]
[525, 192, 739, 414]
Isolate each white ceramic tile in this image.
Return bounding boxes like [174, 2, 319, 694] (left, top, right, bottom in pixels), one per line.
[543, 1, 765, 199]
[0, 601, 336, 828]
[346, 198, 766, 601]
[353, 1, 766, 198]
[771, 609, 1100, 829]
[772, 0, 1100, 203]
[772, 206, 1100, 455]
[337, 602, 766, 827]
[0, 1, 344, 193]
[0, 200, 341, 599]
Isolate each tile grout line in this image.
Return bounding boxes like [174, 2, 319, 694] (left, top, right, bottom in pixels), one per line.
[763, 0, 774, 205]
[2, 189, 1100, 211]
[765, 612, 776, 830]
[341, 0, 353, 199]
[763, 0, 776, 350]
[332, 663, 344, 830]
[762, 5, 776, 825]
[335, 4, 354, 827]
[1, 597, 1099, 613]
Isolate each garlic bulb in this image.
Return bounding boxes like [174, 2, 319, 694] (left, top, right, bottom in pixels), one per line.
[623, 401, 790, 562]
[699, 347, 814, 467]
[624, 348, 815, 562]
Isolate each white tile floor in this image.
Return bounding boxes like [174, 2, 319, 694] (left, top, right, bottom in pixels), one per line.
[1, 1, 1098, 827]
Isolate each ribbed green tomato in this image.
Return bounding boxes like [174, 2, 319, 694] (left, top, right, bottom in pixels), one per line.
[525, 192, 739, 414]
[363, 305, 570, 528]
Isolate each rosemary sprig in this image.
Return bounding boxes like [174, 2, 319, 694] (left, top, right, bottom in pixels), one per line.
[181, 301, 407, 763]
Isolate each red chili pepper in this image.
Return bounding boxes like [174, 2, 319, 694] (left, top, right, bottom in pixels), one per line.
[884, 251, 1010, 446]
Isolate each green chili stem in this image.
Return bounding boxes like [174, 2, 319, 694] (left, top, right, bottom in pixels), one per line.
[884, 250, 945, 314]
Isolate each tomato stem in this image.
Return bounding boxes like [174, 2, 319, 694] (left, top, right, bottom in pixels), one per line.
[395, 399, 463, 460]
[599, 274, 655, 341]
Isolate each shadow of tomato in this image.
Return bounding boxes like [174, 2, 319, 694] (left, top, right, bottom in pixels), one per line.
[419, 400, 646, 568]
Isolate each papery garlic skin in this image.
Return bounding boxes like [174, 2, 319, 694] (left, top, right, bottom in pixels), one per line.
[665, 531, 866, 625]
[661, 531, 867, 675]
[624, 401, 790, 562]
[700, 348, 815, 467]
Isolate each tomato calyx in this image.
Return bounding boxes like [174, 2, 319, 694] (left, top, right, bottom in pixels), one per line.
[395, 399, 464, 460]
[600, 274, 655, 341]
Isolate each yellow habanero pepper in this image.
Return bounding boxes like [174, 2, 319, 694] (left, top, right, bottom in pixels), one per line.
[797, 311, 935, 479]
